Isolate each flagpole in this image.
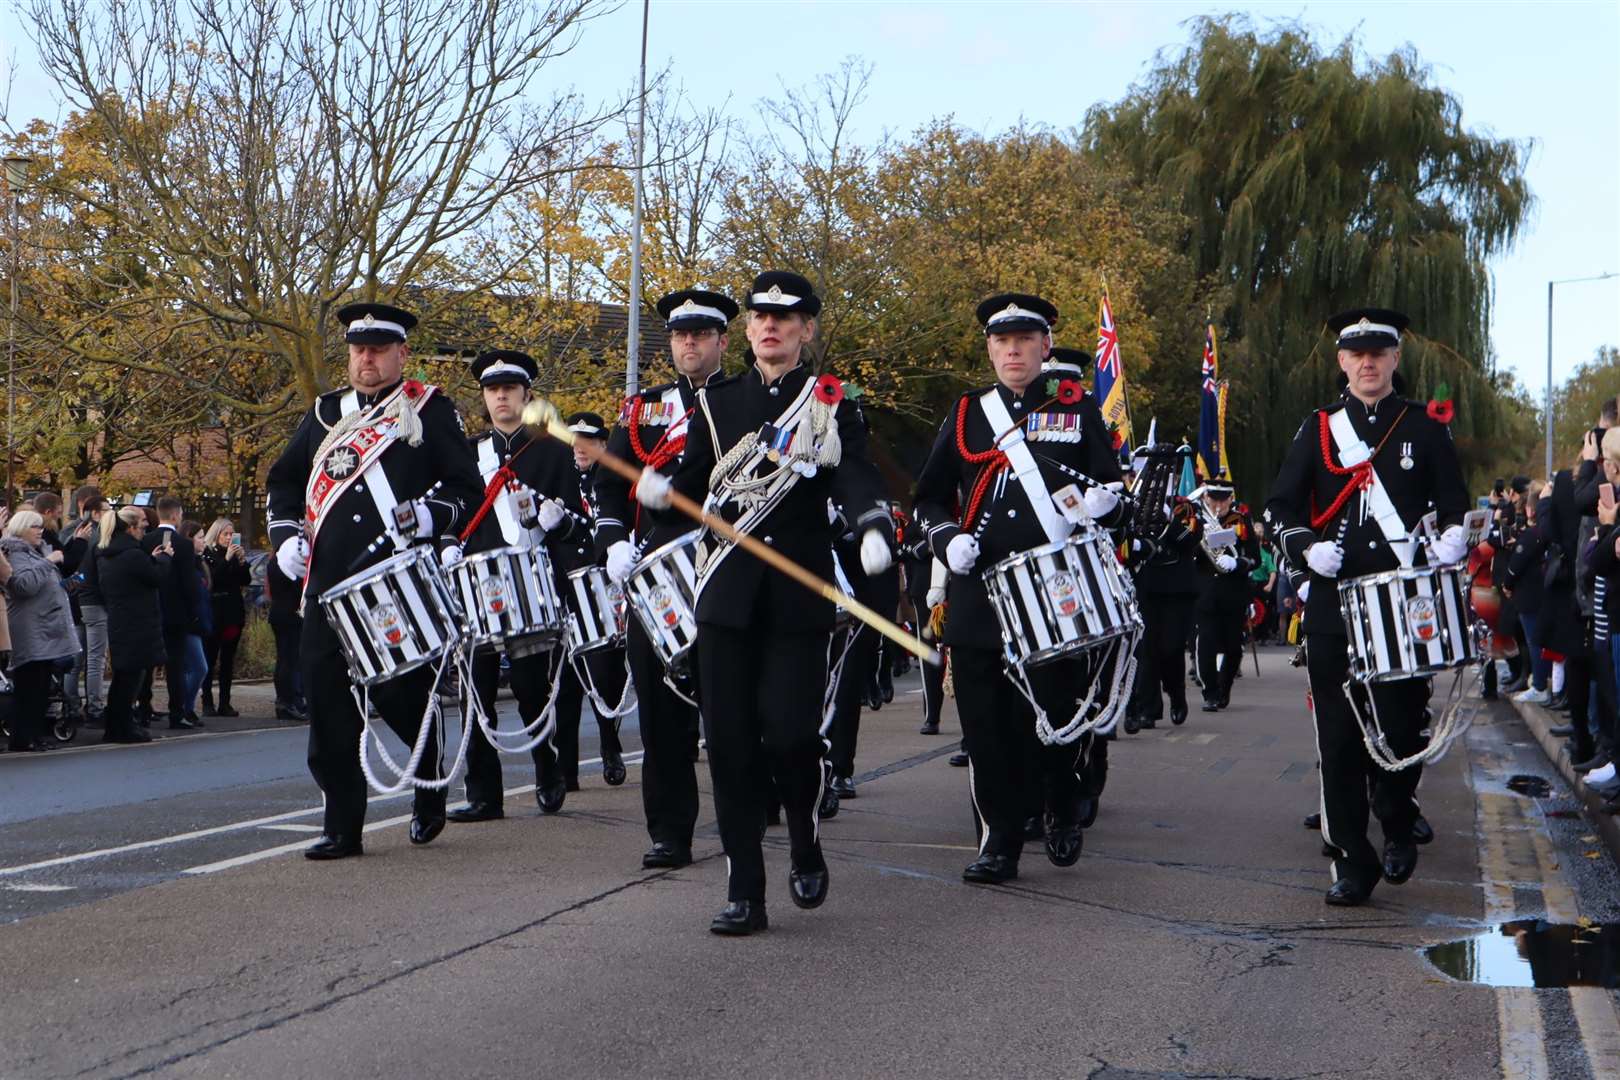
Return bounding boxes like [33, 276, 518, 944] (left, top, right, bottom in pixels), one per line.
[625, 0, 650, 397]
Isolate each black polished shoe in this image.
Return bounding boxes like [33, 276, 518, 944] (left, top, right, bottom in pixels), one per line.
[1382, 841, 1418, 885]
[409, 812, 446, 846]
[948, 751, 969, 767]
[642, 842, 693, 869]
[1170, 704, 1188, 726]
[1122, 710, 1141, 734]
[305, 834, 363, 860]
[1023, 815, 1044, 840]
[817, 783, 840, 820]
[833, 776, 856, 800]
[537, 755, 567, 814]
[709, 900, 768, 936]
[919, 719, 940, 735]
[447, 801, 504, 823]
[602, 748, 627, 787]
[789, 854, 830, 910]
[1044, 817, 1084, 867]
[962, 854, 1018, 884]
[1077, 796, 1100, 830]
[1324, 877, 1375, 906]
[1303, 812, 1321, 830]
[1139, 716, 1159, 730]
[1411, 815, 1434, 845]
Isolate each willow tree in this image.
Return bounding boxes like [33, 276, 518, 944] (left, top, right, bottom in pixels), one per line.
[1083, 16, 1536, 495]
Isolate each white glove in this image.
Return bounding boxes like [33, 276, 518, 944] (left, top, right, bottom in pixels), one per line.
[1215, 553, 1238, 573]
[275, 536, 309, 580]
[827, 500, 840, 525]
[1305, 541, 1343, 577]
[1431, 525, 1468, 565]
[606, 540, 637, 584]
[635, 467, 672, 510]
[859, 529, 892, 576]
[439, 545, 464, 568]
[926, 585, 946, 607]
[1082, 484, 1120, 520]
[538, 498, 567, 532]
[946, 533, 980, 575]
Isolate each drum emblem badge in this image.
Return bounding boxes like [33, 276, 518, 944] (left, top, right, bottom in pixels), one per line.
[369, 602, 407, 647]
[479, 576, 508, 615]
[1045, 571, 1081, 617]
[649, 584, 679, 627]
[1404, 596, 1439, 643]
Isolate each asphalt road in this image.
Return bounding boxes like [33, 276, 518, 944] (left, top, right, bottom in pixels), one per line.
[3, 647, 1619, 1079]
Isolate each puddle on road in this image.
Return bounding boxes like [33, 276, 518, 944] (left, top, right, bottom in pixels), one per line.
[1506, 774, 1553, 797]
[1426, 919, 1620, 987]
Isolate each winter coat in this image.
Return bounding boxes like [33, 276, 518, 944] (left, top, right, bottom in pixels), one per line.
[0, 536, 80, 667]
[98, 530, 171, 672]
[202, 544, 251, 630]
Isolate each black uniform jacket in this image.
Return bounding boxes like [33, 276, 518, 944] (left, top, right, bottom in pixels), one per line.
[265, 381, 484, 599]
[1130, 498, 1204, 597]
[670, 361, 890, 633]
[596, 374, 705, 558]
[1196, 509, 1262, 614]
[552, 464, 603, 574]
[1264, 390, 1468, 635]
[912, 381, 1124, 650]
[464, 425, 590, 579]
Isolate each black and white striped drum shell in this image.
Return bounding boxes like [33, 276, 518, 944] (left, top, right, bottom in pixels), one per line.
[564, 566, 627, 655]
[982, 529, 1140, 668]
[626, 530, 702, 673]
[320, 546, 467, 687]
[1337, 564, 1475, 683]
[448, 545, 566, 650]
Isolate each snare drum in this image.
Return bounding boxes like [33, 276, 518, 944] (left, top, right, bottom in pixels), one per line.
[448, 544, 566, 650]
[1338, 563, 1476, 683]
[626, 530, 702, 672]
[321, 546, 466, 686]
[563, 565, 627, 655]
[982, 528, 1139, 668]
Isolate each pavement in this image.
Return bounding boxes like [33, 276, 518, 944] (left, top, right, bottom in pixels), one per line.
[2, 647, 1620, 1079]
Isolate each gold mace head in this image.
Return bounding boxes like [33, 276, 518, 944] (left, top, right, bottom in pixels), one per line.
[521, 398, 568, 440]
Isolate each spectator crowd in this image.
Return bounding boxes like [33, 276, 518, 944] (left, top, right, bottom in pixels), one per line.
[1, 486, 307, 753]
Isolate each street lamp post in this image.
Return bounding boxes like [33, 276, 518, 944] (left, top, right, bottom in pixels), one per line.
[3, 154, 34, 510]
[625, 0, 649, 398]
[1546, 271, 1619, 476]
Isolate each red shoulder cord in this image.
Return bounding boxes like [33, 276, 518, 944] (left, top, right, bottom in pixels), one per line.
[955, 397, 1010, 531]
[1307, 406, 1408, 531]
[625, 395, 692, 513]
[458, 436, 542, 544]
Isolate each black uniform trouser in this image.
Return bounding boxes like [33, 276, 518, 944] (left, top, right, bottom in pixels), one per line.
[553, 649, 627, 784]
[952, 646, 1087, 861]
[920, 645, 946, 731]
[269, 611, 304, 707]
[1134, 593, 1194, 718]
[1306, 634, 1428, 885]
[301, 616, 442, 838]
[464, 646, 559, 805]
[1196, 606, 1244, 704]
[827, 623, 878, 779]
[697, 622, 828, 903]
[627, 618, 699, 850]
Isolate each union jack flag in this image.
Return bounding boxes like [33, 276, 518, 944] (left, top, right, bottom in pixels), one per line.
[1094, 291, 1131, 448]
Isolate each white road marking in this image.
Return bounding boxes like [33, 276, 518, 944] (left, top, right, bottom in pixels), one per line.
[4, 883, 76, 893]
[259, 824, 325, 833]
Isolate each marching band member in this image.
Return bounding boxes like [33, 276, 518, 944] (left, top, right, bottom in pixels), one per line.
[265, 302, 484, 860]
[1125, 451, 1202, 732]
[1264, 307, 1468, 905]
[639, 270, 892, 935]
[1194, 475, 1259, 712]
[824, 503, 901, 807]
[447, 350, 587, 823]
[550, 411, 631, 792]
[912, 293, 1124, 885]
[595, 287, 737, 870]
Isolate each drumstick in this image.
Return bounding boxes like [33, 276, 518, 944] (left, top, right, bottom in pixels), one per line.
[343, 482, 444, 575]
[523, 399, 942, 667]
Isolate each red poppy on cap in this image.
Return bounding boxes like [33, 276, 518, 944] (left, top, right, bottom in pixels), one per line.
[814, 375, 844, 405]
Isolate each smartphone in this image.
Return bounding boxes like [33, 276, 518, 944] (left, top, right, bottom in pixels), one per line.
[1601, 483, 1615, 507]
[231, 532, 243, 547]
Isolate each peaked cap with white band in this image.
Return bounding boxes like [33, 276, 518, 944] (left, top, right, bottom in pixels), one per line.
[744, 270, 822, 316]
[1043, 345, 1092, 377]
[336, 301, 417, 345]
[1328, 307, 1409, 351]
[657, 288, 739, 331]
[564, 410, 609, 441]
[976, 292, 1059, 336]
[471, 348, 537, 387]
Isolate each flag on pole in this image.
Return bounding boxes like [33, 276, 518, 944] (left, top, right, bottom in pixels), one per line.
[1095, 289, 1132, 450]
[1177, 442, 1198, 496]
[1196, 322, 1224, 479]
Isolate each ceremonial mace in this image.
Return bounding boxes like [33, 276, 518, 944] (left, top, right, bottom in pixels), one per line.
[523, 399, 941, 666]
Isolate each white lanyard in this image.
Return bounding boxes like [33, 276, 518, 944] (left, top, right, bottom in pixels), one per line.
[978, 389, 1069, 545]
[475, 438, 522, 546]
[1327, 407, 1413, 565]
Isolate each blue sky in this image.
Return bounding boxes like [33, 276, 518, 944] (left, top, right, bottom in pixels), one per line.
[5, 0, 1617, 404]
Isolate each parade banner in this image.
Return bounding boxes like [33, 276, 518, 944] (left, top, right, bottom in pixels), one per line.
[1094, 289, 1132, 449]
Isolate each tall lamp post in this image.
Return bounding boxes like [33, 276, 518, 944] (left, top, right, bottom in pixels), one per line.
[625, 0, 649, 398]
[1546, 271, 1619, 476]
[3, 154, 34, 510]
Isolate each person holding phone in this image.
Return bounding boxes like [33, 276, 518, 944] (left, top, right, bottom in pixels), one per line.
[200, 518, 251, 718]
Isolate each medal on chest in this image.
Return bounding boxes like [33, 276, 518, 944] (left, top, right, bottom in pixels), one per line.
[1399, 441, 1414, 470]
